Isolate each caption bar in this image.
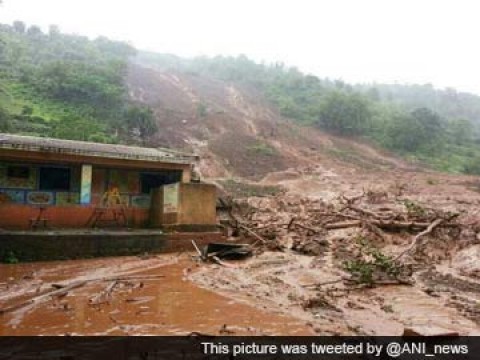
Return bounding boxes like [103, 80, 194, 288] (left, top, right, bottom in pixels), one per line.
[202, 340, 471, 359]
[0, 336, 478, 359]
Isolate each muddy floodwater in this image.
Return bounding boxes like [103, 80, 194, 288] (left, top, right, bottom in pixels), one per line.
[0, 255, 313, 335]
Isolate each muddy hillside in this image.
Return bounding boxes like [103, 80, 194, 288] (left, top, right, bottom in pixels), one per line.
[126, 64, 412, 180]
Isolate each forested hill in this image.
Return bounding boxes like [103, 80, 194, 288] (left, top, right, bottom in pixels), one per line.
[2, 21, 480, 175]
[0, 21, 156, 144]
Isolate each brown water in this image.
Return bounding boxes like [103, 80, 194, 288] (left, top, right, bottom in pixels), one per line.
[0, 256, 313, 335]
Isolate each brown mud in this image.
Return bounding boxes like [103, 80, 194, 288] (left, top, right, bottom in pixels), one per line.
[0, 256, 312, 335]
[190, 161, 480, 336]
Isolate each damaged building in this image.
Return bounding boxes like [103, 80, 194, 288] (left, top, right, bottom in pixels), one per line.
[0, 134, 217, 231]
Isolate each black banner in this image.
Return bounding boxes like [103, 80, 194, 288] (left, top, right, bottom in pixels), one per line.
[1, 336, 480, 360]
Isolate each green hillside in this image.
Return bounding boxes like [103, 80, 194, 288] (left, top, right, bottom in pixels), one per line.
[0, 21, 156, 144]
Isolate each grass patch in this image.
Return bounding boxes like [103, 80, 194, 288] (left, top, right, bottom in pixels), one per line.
[247, 141, 276, 156]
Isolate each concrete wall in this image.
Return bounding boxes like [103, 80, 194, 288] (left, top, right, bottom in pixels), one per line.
[149, 187, 178, 227]
[149, 182, 217, 228]
[178, 183, 217, 225]
[0, 231, 224, 262]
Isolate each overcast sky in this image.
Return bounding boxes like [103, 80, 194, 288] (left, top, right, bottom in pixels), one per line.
[1, 0, 479, 94]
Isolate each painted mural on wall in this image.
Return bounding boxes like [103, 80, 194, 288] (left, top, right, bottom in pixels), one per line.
[0, 163, 158, 208]
[0, 163, 37, 189]
[131, 195, 151, 208]
[56, 192, 80, 206]
[0, 190, 25, 204]
[163, 183, 179, 213]
[26, 191, 54, 205]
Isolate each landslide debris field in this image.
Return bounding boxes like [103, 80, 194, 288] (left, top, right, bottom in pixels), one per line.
[3, 64, 480, 336]
[192, 165, 480, 336]
[3, 162, 480, 336]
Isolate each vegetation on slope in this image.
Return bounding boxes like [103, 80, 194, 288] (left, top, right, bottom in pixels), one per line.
[136, 52, 480, 174]
[0, 21, 157, 143]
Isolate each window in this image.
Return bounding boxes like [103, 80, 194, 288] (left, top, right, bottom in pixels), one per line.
[7, 166, 30, 179]
[39, 167, 71, 191]
[140, 171, 181, 194]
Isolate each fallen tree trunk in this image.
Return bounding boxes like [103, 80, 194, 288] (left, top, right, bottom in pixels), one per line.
[323, 219, 458, 231]
[0, 280, 87, 315]
[1, 274, 167, 314]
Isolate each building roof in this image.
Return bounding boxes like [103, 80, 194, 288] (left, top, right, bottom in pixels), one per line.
[0, 133, 197, 164]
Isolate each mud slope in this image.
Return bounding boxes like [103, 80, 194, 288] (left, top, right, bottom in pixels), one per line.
[127, 64, 412, 180]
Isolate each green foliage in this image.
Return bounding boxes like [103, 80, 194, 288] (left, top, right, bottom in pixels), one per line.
[3, 250, 19, 264]
[343, 237, 400, 285]
[448, 118, 474, 145]
[464, 157, 480, 175]
[0, 106, 10, 131]
[317, 91, 372, 135]
[401, 199, 426, 217]
[344, 258, 375, 284]
[386, 107, 445, 153]
[124, 105, 157, 139]
[247, 141, 276, 156]
[0, 21, 156, 143]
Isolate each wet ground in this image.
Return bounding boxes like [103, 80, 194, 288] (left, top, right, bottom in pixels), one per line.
[3, 164, 480, 336]
[190, 251, 480, 336]
[0, 255, 313, 335]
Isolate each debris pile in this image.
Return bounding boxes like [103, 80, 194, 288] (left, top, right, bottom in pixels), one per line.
[0, 272, 165, 316]
[218, 189, 466, 287]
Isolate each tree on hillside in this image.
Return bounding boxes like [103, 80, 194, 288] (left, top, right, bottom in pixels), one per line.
[26, 25, 42, 37]
[13, 21, 25, 34]
[448, 118, 474, 145]
[124, 106, 157, 140]
[317, 91, 372, 135]
[387, 107, 444, 152]
[48, 25, 60, 37]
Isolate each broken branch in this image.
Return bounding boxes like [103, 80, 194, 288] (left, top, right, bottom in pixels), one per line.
[394, 218, 444, 261]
